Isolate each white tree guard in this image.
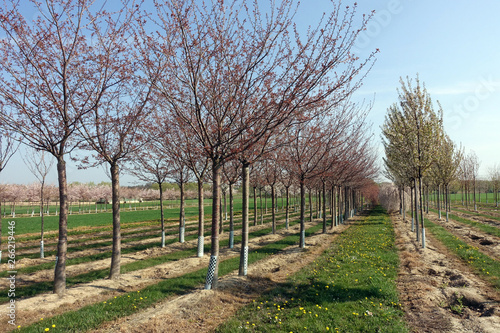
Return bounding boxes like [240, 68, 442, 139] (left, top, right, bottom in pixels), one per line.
[229, 230, 234, 249]
[180, 227, 185, 243]
[197, 236, 204, 257]
[161, 230, 165, 248]
[40, 240, 44, 258]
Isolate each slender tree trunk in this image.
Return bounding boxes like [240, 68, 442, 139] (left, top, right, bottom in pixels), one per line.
[419, 176, 426, 248]
[179, 175, 185, 243]
[414, 179, 420, 242]
[239, 163, 250, 276]
[344, 186, 349, 221]
[300, 178, 306, 248]
[322, 181, 327, 233]
[253, 186, 257, 226]
[437, 184, 441, 220]
[285, 186, 289, 229]
[271, 184, 276, 234]
[410, 186, 414, 231]
[54, 156, 68, 296]
[40, 182, 45, 258]
[197, 178, 204, 257]
[205, 161, 221, 289]
[159, 182, 165, 248]
[308, 188, 312, 222]
[229, 182, 234, 248]
[402, 187, 406, 222]
[259, 187, 263, 224]
[109, 162, 121, 279]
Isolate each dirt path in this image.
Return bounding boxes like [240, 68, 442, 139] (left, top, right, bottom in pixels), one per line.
[93, 219, 354, 333]
[393, 213, 500, 333]
[425, 212, 500, 261]
[7, 220, 320, 330]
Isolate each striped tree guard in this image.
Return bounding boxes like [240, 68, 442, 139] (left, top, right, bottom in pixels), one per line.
[205, 255, 218, 289]
[197, 236, 204, 257]
[242, 246, 249, 276]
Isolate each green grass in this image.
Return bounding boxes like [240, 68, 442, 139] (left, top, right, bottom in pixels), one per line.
[216, 206, 408, 333]
[424, 217, 500, 289]
[428, 208, 500, 238]
[0, 210, 303, 302]
[17, 220, 323, 332]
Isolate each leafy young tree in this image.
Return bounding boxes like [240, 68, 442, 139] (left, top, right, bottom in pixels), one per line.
[382, 76, 443, 248]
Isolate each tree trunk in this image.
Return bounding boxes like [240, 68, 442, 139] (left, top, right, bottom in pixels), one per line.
[109, 162, 121, 279]
[54, 156, 68, 296]
[322, 181, 327, 233]
[308, 188, 312, 222]
[419, 177, 426, 248]
[229, 182, 234, 248]
[197, 178, 204, 257]
[271, 184, 276, 234]
[285, 186, 289, 229]
[410, 186, 414, 232]
[239, 163, 250, 276]
[179, 174, 185, 243]
[414, 179, 420, 243]
[437, 184, 441, 220]
[205, 161, 221, 289]
[299, 178, 306, 248]
[402, 187, 406, 222]
[259, 187, 263, 224]
[40, 182, 45, 258]
[159, 182, 165, 248]
[0, 200, 2, 262]
[253, 186, 257, 226]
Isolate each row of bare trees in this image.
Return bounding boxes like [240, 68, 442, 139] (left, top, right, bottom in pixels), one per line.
[0, 0, 378, 295]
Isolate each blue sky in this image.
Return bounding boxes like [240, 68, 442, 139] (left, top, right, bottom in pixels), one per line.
[1, 0, 499, 185]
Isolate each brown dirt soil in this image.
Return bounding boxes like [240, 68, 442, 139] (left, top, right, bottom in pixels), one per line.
[449, 206, 500, 228]
[5, 219, 323, 331]
[92, 220, 353, 333]
[393, 213, 500, 333]
[426, 212, 500, 261]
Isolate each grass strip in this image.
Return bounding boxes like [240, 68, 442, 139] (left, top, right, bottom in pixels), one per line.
[216, 206, 408, 333]
[0, 212, 303, 302]
[424, 217, 500, 289]
[428, 209, 500, 238]
[447, 207, 500, 223]
[17, 221, 323, 332]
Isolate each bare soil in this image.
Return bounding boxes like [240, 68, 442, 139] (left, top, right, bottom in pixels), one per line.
[393, 213, 500, 333]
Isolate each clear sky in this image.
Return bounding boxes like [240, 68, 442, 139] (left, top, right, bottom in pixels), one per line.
[1, 0, 499, 185]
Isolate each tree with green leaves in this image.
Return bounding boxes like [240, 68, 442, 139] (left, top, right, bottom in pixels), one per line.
[382, 75, 443, 248]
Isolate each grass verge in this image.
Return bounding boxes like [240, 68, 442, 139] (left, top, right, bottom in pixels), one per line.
[216, 206, 408, 333]
[424, 217, 500, 289]
[428, 208, 500, 238]
[16, 222, 324, 332]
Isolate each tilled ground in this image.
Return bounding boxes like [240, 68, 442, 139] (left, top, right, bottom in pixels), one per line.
[393, 213, 500, 333]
